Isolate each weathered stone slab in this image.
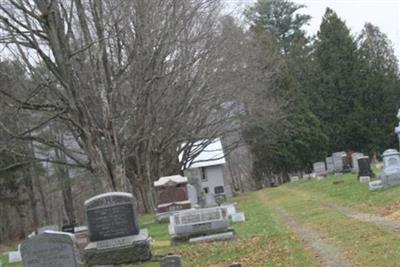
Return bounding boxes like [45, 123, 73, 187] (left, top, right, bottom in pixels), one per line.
[313, 162, 326, 175]
[169, 207, 229, 238]
[220, 203, 237, 217]
[37, 225, 59, 234]
[160, 255, 182, 267]
[84, 231, 151, 266]
[21, 231, 81, 267]
[231, 212, 245, 223]
[359, 176, 370, 183]
[332, 151, 346, 173]
[189, 232, 234, 244]
[351, 152, 364, 172]
[369, 180, 383, 191]
[326, 157, 334, 173]
[8, 251, 21, 263]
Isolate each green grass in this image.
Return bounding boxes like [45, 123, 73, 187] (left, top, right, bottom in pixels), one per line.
[0, 242, 20, 267]
[4, 171, 400, 266]
[261, 172, 400, 266]
[133, 193, 316, 266]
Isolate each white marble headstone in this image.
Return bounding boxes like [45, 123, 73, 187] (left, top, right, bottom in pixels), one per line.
[8, 251, 22, 263]
[231, 212, 245, 223]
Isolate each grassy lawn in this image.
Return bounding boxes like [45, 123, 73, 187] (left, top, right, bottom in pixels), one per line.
[261, 172, 400, 266]
[133, 193, 317, 266]
[3, 171, 400, 266]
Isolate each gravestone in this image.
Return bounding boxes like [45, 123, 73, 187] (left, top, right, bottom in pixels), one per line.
[369, 180, 383, 191]
[351, 152, 364, 173]
[231, 212, 245, 223]
[73, 226, 89, 254]
[359, 176, 370, 183]
[37, 225, 59, 234]
[62, 224, 75, 234]
[84, 192, 151, 266]
[20, 231, 81, 267]
[380, 149, 400, 188]
[187, 184, 198, 207]
[220, 203, 237, 217]
[358, 156, 374, 179]
[326, 157, 334, 173]
[8, 251, 22, 264]
[160, 255, 182, 267]
[290, 176, 299, 182]
[169, 207, 233, 244]
[313, 162, 326, 176]
[332, 152, 346, 173]
[154, 175, 191, 222]
[342, 155, 352, 173]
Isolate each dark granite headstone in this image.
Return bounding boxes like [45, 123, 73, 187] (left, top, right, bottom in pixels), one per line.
[84, 192, 151, 266]
[358, 156, 374, 178]
[21, 232, 81, 267]
[85, 192, 139, 242]
[62, 224, 75, 234]
[342, 156, 352, 173]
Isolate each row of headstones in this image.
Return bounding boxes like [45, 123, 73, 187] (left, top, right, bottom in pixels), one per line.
[17, 192, 151, 267]
[15, 190, 245, 266]
[312, 152, 371, 177]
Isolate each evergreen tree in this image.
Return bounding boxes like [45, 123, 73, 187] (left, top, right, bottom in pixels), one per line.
[245, 0, 328, 183]
[355, 23, 400, 154]
[311, 8, 359, 151]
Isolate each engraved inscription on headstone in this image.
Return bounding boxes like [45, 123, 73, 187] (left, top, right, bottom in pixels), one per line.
[85, 192, 139, 242]
[83, 192, 151, 266]
[21, 232, 80, 267]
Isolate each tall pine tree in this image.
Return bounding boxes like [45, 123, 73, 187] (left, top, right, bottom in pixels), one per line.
[245, 0, 328, 183]
[355, 23, 400, 154]
[311, 8, 359, 151]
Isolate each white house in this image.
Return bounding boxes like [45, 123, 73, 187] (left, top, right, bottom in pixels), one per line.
[182, 139, 232, 202]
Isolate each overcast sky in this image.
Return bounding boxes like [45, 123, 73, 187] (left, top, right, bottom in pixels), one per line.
[225, 0, 400, 59]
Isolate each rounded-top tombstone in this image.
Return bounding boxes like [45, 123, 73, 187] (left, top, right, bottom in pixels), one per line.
[20, 232, 81, 267]
[84, 192, 140, 242]
[382, 149, 400, 175]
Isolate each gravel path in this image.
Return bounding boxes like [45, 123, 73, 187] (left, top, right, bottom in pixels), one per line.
[275, 208, 351, 267]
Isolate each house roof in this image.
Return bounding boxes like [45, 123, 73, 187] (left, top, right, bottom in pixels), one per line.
[183, 138, 226, 169]
[154, 175, 188, 187]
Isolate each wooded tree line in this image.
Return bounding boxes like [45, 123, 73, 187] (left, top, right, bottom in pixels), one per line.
[0, 0, 398, 242]
[0, 0, 281, 242]
[244, 0, 400, 185]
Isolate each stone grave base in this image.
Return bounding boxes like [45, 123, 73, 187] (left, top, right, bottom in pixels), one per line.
[84, 231, 151, 266]
[369, 180, 383, 191]
[359, 176, 370, 183]
[171, 228, 235, 245]
[189, 231, 235, 244]
[381, 173, 400, 188]
[156, 210, 193, 223]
